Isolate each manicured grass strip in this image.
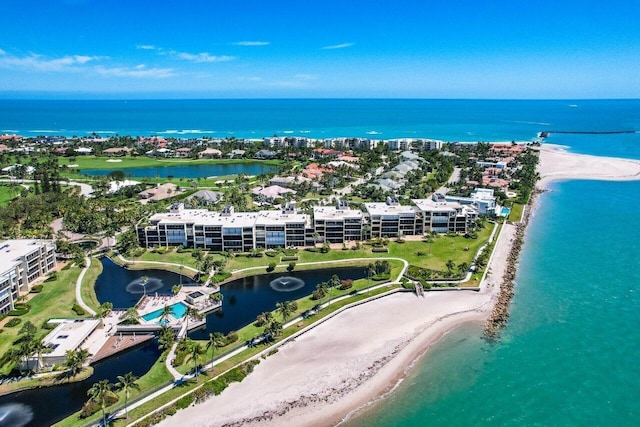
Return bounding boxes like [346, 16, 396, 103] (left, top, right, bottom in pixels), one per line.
[57, 155, 282, 171]
[80, 257, 102, 312]
[508, 202, 525, 223]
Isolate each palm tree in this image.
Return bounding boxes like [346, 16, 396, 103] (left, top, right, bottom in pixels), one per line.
[31, 340, 50, 372]
[276, 300, 295, 324]
[120, 307, 141, 325]
[366, 263, 376, 293]
[206, 332, 224, 361]
[87, 379, 113, 427]
[445, 259, 455, 276]
[185, 306, 202, 330]
[190, 342, 204, 380]
[158, 325, 175, 352]
[265, 320, 283, 339]
[158, 304, 172, 325]
[64, 348, 89, 378]
[116, 372, 140, 419]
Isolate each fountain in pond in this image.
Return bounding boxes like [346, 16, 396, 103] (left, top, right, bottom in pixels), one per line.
[0, 403, 33, 427]
[124, 276, 164, 294]
[269, 276, 305, 292]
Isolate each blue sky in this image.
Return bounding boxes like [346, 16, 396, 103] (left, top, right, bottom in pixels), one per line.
[0, 0, 638, 99]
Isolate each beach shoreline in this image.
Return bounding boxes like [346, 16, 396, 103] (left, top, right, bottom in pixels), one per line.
[156, 146, 640, 427]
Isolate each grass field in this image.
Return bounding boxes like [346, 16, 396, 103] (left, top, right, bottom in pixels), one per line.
[57, 156, 282, 171]
[0, 264, 83, 375]
[80, 257, 102, 312]
[0, 184, 21, 206]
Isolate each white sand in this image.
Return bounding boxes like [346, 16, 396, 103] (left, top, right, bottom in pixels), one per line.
[537, 144, 640, 189]
[157, 146, 640, 427]
[158, 223, 516, 427]
[106, 159, 123, 162]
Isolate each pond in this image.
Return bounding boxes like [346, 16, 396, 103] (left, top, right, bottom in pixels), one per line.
[95, 258, 196, 309]
[188, 266, 366, 339]
[80, 162, 277, 179]
[95, 259, 366, 335]
[0, 340, 161, 427]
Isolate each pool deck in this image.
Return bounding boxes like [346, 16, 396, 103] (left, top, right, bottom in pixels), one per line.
[91, 334, 154, 364]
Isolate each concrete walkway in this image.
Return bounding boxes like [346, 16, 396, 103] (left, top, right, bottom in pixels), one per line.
[115, 254, 200, 276]
[75, 256, 97, 316]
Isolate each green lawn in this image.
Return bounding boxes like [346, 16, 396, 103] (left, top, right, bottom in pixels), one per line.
[508, 202, 525, 222]
[0, 184, 21, 206]
[58, 155, 282, 171]
[0, 264, 83, 375]
[80, 258, 102, 311]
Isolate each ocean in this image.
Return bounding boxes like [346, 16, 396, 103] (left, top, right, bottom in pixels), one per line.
[1, 99, 639, 426]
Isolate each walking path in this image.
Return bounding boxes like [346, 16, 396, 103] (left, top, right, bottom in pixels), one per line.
[0, 178, 94, 197]
[115, 254, 200, 275]
[75, 256, 97, 316]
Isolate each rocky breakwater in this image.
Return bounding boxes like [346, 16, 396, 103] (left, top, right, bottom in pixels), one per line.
[484, 190, 539, 340]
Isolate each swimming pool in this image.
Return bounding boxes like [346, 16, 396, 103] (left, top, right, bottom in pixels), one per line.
[502, 207, 511, 216]
[142, 302, 189, 323]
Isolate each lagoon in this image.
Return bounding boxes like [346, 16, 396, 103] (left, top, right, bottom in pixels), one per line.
[80, 162, 277, 179]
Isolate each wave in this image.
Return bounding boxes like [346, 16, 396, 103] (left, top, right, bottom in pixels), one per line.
[282, 130, 294, 134]
[157, 129, 218, 135]
[366, 131, 382, 135]
[29, 129, 59, 133]
[505, 120, 552, 126]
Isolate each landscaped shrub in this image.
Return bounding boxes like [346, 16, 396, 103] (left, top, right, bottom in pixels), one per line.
[61, 264, 71, 270]
[41, 320, 55, 330]
[133, 248, 146, 257]
[45, 273, 58, 282]
[286, 262, 296, 272]
[5, 318, 21, 327]
[30, 285, 44, 293]
[213, 272, 231, 282]
[222, 331, 239, 346]
[265, 251, 278, 258]
[371, 247, 388, 253]
[79, 392, 118, 418]
[72, 304, 86, 316]
[8, 303, 31, 316]
[266, 262, 277, 272]
[175, 394, 193, 410]
[280, 256, 298, 261]
[339, 279, 353, 290]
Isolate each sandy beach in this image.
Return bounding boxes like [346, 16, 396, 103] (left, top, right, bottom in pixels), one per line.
[156, 145, 640, 427]
[536, 143, 640, 189]
[157, 221, 516, 427]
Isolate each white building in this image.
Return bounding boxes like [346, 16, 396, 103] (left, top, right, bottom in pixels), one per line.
[25, 318, 101, 370]
[445, 188, 503, 216]
[313, 200, 364, 243]
[0, 240, 56, 315]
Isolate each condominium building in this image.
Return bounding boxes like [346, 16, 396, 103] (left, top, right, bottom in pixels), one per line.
[0, 240, 56, 315]
[137, 203, 314, 251]
[313, 200, 364, 243]
[412, 194, 479, 233]
[137, 196, 479, 251]
[364, 197, 424, 238]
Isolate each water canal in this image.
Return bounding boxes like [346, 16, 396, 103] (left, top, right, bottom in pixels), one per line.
[0, 258, 365, 426]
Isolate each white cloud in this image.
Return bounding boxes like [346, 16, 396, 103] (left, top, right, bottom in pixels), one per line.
[0, 53, 101, 72]
[94, 65, 174, 78]
[0, 49, 6, 55]
[321, 42, 355, 50]
[270, 73, 318, 88]
[136, 44, 157, 50]
[232, 41, 270, 46]
[173, 51, 235, 63]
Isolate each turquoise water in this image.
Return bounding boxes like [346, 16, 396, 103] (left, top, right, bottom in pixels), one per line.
[347, 180, 640, 426]
[1, 100, 639, 151]
[141, 302, 188, 323]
